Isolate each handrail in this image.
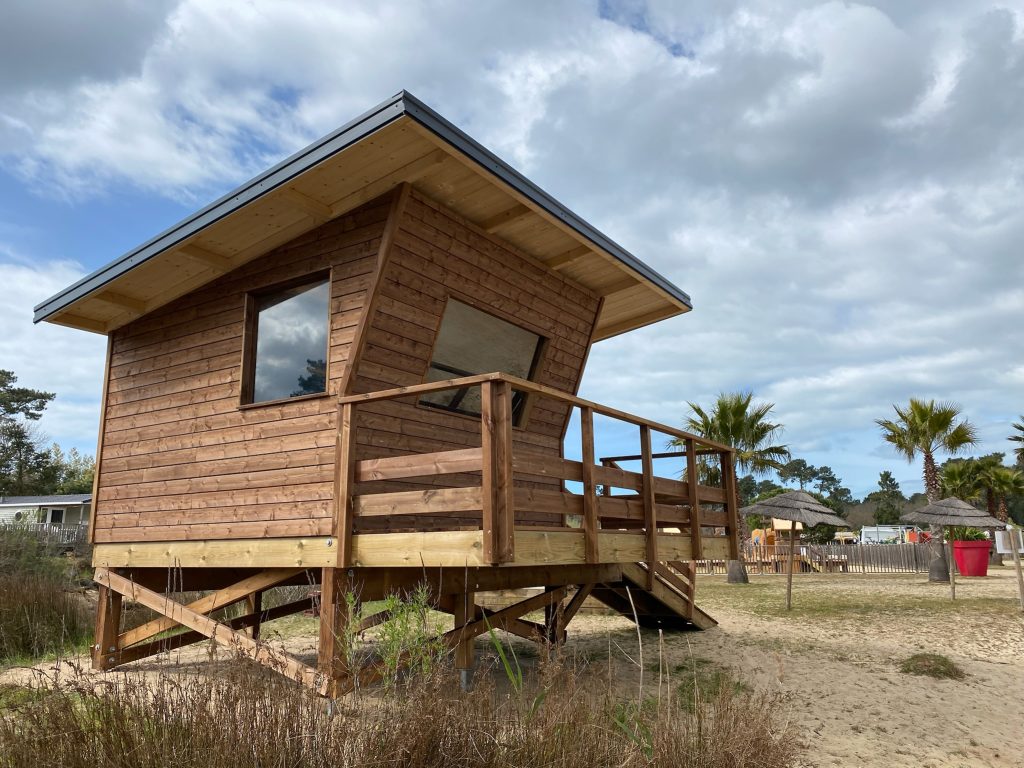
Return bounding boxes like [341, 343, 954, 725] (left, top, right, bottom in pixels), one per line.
[338, 372, 736, 455]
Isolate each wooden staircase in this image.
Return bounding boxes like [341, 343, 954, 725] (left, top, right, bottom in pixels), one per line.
[590, 561, 717, 631]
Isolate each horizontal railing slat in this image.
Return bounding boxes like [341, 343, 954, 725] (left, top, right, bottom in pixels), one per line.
[355, 447, 483, 482]
[354, 486, 483, 517]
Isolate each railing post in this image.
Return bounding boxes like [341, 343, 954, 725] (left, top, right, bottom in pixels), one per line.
[481, 380, 514, 564]
[334, 401, 356, 568]
[580, 406, 600, 563]
[640, 425, 657, 589]
[685, 437, 703, 560]
[721, 450, 741, 561]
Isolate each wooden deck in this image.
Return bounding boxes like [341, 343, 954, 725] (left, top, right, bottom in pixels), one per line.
[90, 372, 739, 696]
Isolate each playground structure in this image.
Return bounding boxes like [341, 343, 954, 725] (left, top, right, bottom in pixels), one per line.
[35, 92, 740, 695]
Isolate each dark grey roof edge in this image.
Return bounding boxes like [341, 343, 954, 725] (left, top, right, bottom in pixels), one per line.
[34, 90, 691, 324]
[0, 494, 92, 505]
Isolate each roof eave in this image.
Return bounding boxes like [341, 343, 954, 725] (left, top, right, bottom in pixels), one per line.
[34, 91, 691, 326]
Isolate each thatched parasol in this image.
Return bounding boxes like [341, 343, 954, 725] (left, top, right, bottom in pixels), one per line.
[900, 497, 1005, 529]
[902, 498, 1007, 600]
[740, 490, 848, 529]
[740, 491, 849, 610]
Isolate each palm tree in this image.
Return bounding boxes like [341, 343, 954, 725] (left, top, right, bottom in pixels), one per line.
[986, 466, 1024, 523]
[1010, 417, 1024, 468]
[939, 460, 980, 502]
[876, 399, 978, 582]
[672, 392, 790, 584]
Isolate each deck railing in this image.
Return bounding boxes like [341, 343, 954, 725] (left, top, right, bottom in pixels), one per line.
[0, 522, 89, 547]
[334, 372, 740, 568]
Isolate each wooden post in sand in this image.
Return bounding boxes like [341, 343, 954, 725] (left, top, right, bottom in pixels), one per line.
[946, 531, 956, 601]
[1008, 524, 1024, 613]
[786, 525, 796, 611]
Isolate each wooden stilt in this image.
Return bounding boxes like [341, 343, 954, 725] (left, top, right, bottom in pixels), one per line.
[453, 591, 476, 672]
[947, 535, 956, 601]
[246, 590, 263, 640]
[318, 567, 351, 695]
[543, 586, 565, 644]
[93, 583, 122, 671]
[786, 526, 796, 611]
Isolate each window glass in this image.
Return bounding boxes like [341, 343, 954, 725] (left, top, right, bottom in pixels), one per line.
[250, 277, 329, 403]
[420, 300, 542, 422]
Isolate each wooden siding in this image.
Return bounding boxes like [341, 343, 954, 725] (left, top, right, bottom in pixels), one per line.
[347, 189, 601, 527]
[93, 197, 392, 543]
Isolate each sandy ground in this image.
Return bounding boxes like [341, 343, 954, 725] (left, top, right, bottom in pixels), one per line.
[3, 567, 1023, 768]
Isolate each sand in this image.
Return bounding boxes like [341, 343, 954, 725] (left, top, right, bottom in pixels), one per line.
[3, 567, 1023, 767]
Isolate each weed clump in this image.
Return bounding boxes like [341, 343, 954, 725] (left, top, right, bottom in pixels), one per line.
[0, 528, 91, 662]
[899, 653, 966, 680]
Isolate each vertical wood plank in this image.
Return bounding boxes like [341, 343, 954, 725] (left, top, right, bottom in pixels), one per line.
[454, 592, 475, 670]
[481, 381, 497, 564]
[721, 451, 741, 560]
[246, 590, 263, 640]
[580, 406, 599, 563]
[685, 437, 703, 560]
[87, 337, 113, 546]
[92, 577, 122, 671]
[493, 381, 515, 563]
[481, 381, 514, 564]
[338, 182, 412, 396]
[318, 567, 350, 693]
[334, 402, 356, 567]
[640, 425, 657, 590]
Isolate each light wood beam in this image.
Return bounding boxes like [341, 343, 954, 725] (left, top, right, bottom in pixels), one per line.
[329, 149, 448, 216]
[281, 187, 334, 221]
[94, 290, 148, 313]
[547, 245, 591, 270]
[178, 243, 234, 271]
[479, 203, 531, 232]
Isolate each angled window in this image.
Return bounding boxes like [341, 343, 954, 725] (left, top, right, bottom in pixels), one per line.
[242, 274, 330, 405]
[420, 299, 543, 425]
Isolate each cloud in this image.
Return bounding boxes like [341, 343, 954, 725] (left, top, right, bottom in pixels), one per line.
[0, 254, 106, 454]
[2, 0, 1023, 497]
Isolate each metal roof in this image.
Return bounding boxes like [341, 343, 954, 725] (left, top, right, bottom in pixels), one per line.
[33, 90, 691, 324]
[0, 494, 92, 506]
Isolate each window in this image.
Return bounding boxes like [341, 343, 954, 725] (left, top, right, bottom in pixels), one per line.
[420, 299, 543, 424]
[47, 508, 64, 525]
[243, 275, 330, 405]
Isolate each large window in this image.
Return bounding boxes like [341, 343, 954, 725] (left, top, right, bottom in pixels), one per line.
[420, 299, 543, 424]
[243, 275, 330, 405]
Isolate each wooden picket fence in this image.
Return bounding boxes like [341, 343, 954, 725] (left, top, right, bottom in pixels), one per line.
[697, 542, 932, 575]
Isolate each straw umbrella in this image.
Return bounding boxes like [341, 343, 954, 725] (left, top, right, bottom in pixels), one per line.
[901, 498, 1006, 600]
[740, 491, 848, 610]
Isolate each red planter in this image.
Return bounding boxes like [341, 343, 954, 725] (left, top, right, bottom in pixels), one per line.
[952, 540, 991, 577]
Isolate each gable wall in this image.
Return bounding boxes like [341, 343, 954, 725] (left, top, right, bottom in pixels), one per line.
[92, 197, 391, 543]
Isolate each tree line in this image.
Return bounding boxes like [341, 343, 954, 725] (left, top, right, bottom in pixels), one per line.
[0, 370, 94, 496]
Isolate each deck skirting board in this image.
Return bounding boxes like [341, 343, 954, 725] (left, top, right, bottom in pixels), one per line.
[93, 531, 730, 569]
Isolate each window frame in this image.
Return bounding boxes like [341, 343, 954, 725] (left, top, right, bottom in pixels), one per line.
[239, 269, 333, 409]
[417, 293, 548, 429]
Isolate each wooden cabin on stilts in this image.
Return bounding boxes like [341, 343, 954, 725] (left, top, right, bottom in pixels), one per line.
[35, 92, 740, 697]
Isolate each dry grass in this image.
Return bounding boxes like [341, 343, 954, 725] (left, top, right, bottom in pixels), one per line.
[898, 653, 966, 680]
[0, 529, 90, 663]
[0, 658, 802, 768]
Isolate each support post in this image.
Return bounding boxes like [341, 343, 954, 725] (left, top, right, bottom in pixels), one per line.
[481, 381, 514, 564]
[721, 451, 741, 560]
[246, 590, 263, 640]
[580, 406, 600, 563]
[453, 591, 476, 682]
[543, 586, 564, 644]
[946, 534, 956, 601]
[93, 583, 122, 671]
[640, 425, 657, 590]
[685, 437, 703, 560]
[334, 402, 356, 568]
[318, 567, 351, 696]
[786, 525, 796, 611]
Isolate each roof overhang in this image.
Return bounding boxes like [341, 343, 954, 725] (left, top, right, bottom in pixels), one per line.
[34, 91, 691, 340]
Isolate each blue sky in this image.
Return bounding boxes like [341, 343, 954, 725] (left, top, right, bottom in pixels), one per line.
[2, 0, 1023, 499]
